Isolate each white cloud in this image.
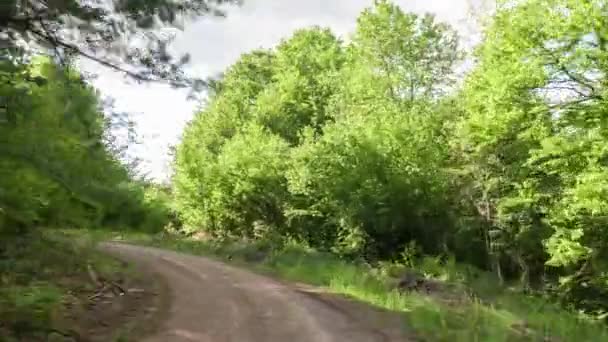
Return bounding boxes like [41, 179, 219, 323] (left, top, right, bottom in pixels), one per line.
[85, 0, 485, 181]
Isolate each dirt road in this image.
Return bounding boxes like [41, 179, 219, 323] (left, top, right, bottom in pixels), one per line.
[101, 243, 411, 342]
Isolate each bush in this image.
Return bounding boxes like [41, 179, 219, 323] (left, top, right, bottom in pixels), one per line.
[287, 110, 451, 258]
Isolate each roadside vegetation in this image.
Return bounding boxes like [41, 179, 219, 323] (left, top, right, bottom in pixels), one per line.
[0, 59, 172, 340]
[74, 228, 608, 341]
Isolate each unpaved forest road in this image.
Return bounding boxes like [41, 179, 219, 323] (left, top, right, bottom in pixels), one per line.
[101, 243, 411, 342]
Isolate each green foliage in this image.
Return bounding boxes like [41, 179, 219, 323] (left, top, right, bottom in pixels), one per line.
[254, 27, 344, 143]
[350, 0, 460, 103]
[0, 231, 126, 340]
[180, 124, 290, 237]
[174, 1, 457, 261]
[0, 284, 62, 339]
[287, 107, 451, 258]
[172, 0, 608, 320]
[0, 57, 170, 335]
[452, 0, 608, 312]
[173, 29, 346, 236]
[0, 57, 172, 237]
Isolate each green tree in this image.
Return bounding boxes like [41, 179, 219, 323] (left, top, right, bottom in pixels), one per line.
[0, 57, 170, 237]
[331, 0, 460, 117]
[454, 0, 608, 302]
[253, 27, 344, 144]
[173, 50, 276, 231]
[173, 28, 346, 234]
[173, 1, 461, 261]
[287, 107, 451, 258]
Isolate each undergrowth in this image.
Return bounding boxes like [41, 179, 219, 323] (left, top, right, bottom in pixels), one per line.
[0, 230, 124, 341]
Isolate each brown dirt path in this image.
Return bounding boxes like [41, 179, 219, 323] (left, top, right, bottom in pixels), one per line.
[100, 243, 412, 342]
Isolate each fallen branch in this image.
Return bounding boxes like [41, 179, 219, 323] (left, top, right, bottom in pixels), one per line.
[109, 280, 126, 296]
[87, 281, 126, 302]
[88, 283, 109, 301]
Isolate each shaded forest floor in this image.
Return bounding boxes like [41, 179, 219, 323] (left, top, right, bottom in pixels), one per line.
[0, 230, 167, 342]
[67, 229, 608, 342]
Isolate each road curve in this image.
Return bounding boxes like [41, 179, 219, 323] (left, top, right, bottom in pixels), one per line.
[101, 243, 410, 342]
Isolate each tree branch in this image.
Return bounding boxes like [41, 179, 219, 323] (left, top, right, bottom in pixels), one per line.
[2, 12, 193, 87]
[26, 25, 164, 83]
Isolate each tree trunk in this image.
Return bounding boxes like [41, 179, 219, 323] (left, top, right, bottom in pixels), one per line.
[481, 194, 504, 286]
[517, 252, 530, 291]
[493, 253, 504, 286]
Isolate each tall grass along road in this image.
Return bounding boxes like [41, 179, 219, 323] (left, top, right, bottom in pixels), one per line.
[101, 243, 409, 342]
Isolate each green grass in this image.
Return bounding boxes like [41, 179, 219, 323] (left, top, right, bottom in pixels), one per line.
[0, 229, 126, 341]
[71, 228, 608, 342]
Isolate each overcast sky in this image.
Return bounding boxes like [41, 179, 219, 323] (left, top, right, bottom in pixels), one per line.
[83, 0, 485, 182]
